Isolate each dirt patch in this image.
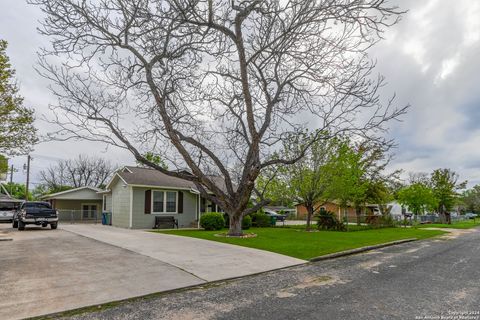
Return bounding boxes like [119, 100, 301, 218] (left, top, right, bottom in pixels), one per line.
[159, 299, 253, 320]
[404, 243, 430, 253]
[423, 228, 477, 240]
[276, 274, 349, 298]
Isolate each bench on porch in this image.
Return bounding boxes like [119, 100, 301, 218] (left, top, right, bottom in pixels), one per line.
[154, 216, 179, 229]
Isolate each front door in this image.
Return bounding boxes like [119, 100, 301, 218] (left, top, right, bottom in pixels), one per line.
[82, 204, 97, 219]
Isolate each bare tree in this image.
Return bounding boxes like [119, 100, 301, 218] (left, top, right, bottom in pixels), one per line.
[39, 155, 115, 189]
[31, 0, 407, 236]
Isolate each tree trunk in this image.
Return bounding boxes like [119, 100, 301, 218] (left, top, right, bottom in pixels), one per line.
[445, 212, 451, 225]
[228, 214, 243, 236]
[355, 206, 362, 226]
[306, 205, 314, 231]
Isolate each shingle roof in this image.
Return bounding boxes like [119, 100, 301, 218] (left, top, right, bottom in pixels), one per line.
[117, 166, 197, 190]
[112, 166, 232, 194]
[41, 186, 103, 200]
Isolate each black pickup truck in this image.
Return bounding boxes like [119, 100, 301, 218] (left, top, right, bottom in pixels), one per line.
[13, 201, 59, 230]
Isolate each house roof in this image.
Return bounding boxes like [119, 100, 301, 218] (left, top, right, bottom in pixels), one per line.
[113, 166, 197, 190]
[41, 186, 103, 200]
[0, 193, 11, 200]
[106, 166, 229, 193]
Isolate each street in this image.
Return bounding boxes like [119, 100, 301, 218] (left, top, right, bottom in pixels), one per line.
[60, 228, 480, 320]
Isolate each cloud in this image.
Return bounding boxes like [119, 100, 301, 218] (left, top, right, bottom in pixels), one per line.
[369, 0, 480, 186]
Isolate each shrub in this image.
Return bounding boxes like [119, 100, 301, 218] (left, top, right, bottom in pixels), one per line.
[200, 212, 225, 231]
[366, 214, 395, 229]
[316, 211, 346, 231]
[251, 211, 272, 227]
[242, 215, 252, 230]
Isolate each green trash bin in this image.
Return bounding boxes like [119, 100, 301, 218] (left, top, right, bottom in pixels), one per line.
[270, 216, 277, 227]
[103, 211, 112, 225]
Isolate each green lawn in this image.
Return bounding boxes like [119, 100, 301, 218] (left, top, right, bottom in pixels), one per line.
[415, 219, 480, 229]
[154, 227, 446, 260]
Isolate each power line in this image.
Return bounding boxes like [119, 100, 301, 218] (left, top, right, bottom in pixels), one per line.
[30, 153, 70, 161]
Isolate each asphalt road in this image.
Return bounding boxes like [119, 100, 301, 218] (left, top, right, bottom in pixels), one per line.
[59, 228, 480, 320]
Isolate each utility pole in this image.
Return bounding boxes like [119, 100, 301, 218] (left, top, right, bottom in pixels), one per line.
[9, 164, 14, 195]
[9, 164, 14, 184]
[24, 155, 31, 200]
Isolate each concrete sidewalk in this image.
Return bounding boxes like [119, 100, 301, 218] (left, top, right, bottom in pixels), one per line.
[61, 224, 306, 282]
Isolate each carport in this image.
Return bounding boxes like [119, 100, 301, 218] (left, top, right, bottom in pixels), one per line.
[41, 186, 103, 223]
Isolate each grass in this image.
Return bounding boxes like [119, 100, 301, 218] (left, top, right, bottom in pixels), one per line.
[154, 226, 446, 260]
[415, 219, 480, 229]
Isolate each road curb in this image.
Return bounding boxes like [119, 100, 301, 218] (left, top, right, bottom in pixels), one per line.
[309, 238, 418, 262]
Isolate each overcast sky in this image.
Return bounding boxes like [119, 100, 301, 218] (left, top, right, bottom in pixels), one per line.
[1, 0, 479, 188]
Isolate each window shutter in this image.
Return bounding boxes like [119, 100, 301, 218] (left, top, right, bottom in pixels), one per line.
[200, 197, 206, 212]
[178, 191, 183, 214]
[144, 190, 151, 214]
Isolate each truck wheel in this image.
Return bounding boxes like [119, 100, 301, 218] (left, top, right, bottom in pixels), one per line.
[12, 220, 18, 228]
[18, 220, 25, 231]
[50, 222, 58, 230]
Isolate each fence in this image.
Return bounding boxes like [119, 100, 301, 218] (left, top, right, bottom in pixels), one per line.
[57, 209, 100, 224]
[418, 214, 470, 224]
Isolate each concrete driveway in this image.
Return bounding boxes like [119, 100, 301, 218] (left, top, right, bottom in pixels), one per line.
[61, 224, 305, 281]
[0, 223, 204, 320]
[0, 224, 304, 320]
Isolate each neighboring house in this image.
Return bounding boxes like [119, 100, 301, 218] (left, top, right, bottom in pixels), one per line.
[41, 186, 103, 221]
[295, 201, 358, 221]
[102, 166, 222, 229]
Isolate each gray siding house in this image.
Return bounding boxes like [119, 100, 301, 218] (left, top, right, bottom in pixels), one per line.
[103, 166, 221, 229]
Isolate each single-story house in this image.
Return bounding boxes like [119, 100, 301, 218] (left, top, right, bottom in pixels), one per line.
[295, 201, 358, 220]
[102, 166, 222, 229]
[42, 186, 103, 221]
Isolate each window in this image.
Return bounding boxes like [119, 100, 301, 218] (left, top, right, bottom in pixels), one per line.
[82, 204, 98, 219]
[153, 191, 164, 213]
[152, 190, 177, 214]
[25, 202, 52, 209]
[166, 192, 176, 212]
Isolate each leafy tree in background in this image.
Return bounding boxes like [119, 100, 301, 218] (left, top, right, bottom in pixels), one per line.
[3, 182, 33, 200]
[430, 168, 467, 224]
[0, 40, 37, 155]
[460, 185, 480, 213]
[287, 136, 340, 231]
[328, 141, 367, 225]
[397, 183, 437, 217]
[0, 154, 8, 179]
[256, 134, 340, 230]
[31, 184, 72, 200]
[255, 170, 292, 208]
[365, 180, 395, 216]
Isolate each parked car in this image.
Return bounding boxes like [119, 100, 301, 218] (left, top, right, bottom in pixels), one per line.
[264, 209, 287, 222]
[465, 212, 478, 219]
[13, 201, 59, 230]
[0, 200, 21, 223]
